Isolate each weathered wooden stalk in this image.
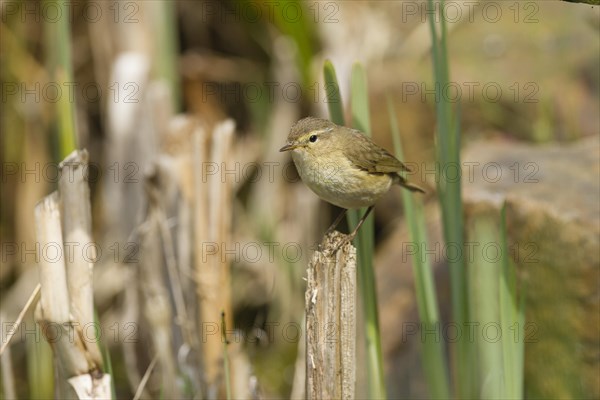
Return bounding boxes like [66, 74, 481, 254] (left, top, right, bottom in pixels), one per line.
[306, 231, 357, 400]
[35, 150, 111, 398]
[194, 120, 236, 397]
[58, 150, 103, 368]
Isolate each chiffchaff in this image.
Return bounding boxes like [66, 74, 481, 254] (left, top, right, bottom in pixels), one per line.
[280, 117, 424, 240]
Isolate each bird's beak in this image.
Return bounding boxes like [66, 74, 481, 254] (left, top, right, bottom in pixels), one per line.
[279, 143, 297, 152]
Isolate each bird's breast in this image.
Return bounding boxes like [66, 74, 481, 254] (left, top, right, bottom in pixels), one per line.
[291, 149, 392, 209]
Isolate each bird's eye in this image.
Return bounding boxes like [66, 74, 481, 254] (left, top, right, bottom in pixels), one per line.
[309, 135, 318, 143]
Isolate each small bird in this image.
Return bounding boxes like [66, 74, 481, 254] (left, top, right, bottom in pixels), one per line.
[280, 117, 424, 240]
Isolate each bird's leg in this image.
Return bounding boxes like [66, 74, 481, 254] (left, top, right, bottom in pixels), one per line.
[346, 205, 374, 241]
[330, 206, 374, 253]
[325, 208, 348, 235]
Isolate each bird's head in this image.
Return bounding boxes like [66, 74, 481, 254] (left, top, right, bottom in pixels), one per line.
[279, 117, 337, 155]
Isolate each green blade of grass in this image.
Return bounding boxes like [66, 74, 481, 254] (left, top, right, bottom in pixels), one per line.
[153, 0, 181, 111]
[349, 63, 385, 400]
[388, 96, 450, 399]
[499, 204, 515, 396]
[426, 0, 471, 396]
[323, 60, 344, 125]
[27, 325, 54, 398]
[323, 61, 386, 399]
[96, 309, 116, 399]
[467, 204, 525, 399]
[468, 214, 504, 399]
[499, 204, 525, 399]
[348, 63, 374, 268]
[516, 288, 525, 396]
[43, 0, 77, 159]
[350, 64, 371, 136]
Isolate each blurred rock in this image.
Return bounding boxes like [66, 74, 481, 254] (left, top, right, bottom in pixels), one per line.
[368, 2, 600, 145]
[376, 135, 599, 398]
[463, 135, 600, 399]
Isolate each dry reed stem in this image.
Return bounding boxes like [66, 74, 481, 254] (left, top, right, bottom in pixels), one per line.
[35, 192, 88, 374]
[67, 374, 112, 399]
[228, 341, 254, 400]
[34, 151, 112, 398]
[0, 284, 40, 356]
[194, 120, 236, 395]
[35, 193, 71, 324]
[0, 312, 17, 399]
[35, 191, 109, 398]
[104, 52, 151, 244]
[132, 354, 159, 400]
[158, 210, 194, 344]
[59, 150, 103, 368]
[121, 275, 145, 396]
[138, 170, 180, 399]
[306, 231, 357, 400]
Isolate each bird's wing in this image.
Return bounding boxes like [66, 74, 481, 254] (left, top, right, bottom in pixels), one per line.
[343, 130, 411, 173]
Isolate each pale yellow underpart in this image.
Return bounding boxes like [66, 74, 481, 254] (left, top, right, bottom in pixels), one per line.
[291, 146, 392, 209]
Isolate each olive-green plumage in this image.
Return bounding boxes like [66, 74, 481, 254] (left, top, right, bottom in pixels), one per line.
[280, 117, 424, 211]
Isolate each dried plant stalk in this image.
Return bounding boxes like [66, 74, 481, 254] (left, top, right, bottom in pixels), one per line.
[58, 150, 103, 368]
[306, 231, 357, 400]
[194, 120, 236, 394]
[138, 165, 180, 399]
[34, 151, 111, 399]
[0, 312, 17, 399]
[35, 192, 110, 398]
[103, 52, 152, 245]
[35, 192, 88, 375]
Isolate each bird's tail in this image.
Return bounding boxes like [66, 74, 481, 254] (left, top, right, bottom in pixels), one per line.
[394, 174, 426, 194]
